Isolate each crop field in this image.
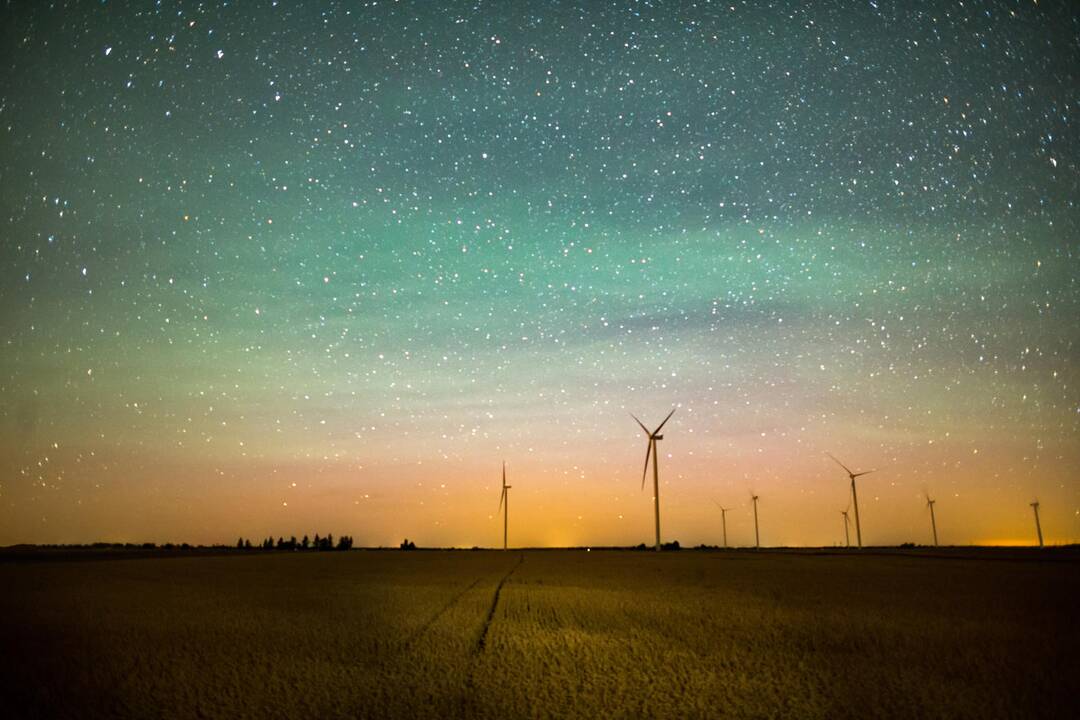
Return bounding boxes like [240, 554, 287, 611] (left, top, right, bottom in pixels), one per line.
[2, 549, 1077, 719]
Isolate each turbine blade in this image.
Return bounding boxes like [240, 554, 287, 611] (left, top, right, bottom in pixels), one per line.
[852, 470, 876, 478]
[630, 413, 650, 435]
[826, 452, 854, 475]
[498, 486, 505, 512]
[502, 461, 507, 489]
[641, 441, 653, 491]
[653, 407, 677, 435]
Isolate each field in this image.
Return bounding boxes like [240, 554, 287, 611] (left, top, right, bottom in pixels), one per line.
[2, 549, 1077, 719]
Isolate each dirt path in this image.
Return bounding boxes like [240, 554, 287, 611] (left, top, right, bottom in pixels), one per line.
[474, 552, 524, 654]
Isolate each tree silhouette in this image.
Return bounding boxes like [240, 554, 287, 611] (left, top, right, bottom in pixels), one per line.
[231, 532, 354, 551]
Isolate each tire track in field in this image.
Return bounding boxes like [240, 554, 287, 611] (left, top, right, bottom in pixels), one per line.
[403, 577, 482, 649]
[473, 552, 524, 654]
[458, 553, 525, 717]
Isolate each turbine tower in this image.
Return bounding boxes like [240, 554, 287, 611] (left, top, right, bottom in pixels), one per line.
[714, 501, 729, 549]
[927, 495, 939, 547]
[1031, 499, 1043, 548]
[841, 503, 851, 548]
[827, 453, 876, 548]
[498, 462, 511, 550]
[631, 408, 677, 552]
[751, 492, 760, 549]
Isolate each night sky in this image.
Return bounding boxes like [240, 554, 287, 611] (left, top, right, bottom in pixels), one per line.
[1, 1, 1077, 548]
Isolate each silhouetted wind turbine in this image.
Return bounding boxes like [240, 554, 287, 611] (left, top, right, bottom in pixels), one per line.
[750, 491, 760, 549]
[827, 453, 875, 548]
[841, 502, 851, 548]
[1031, 498, 1043, 548]
[714, 501, 729, 548]
[498, 462, 511, 550]
[631, 408, 676, 552]
[926, 493, 939, 547]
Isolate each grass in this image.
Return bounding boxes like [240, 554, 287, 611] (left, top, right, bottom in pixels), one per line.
[1, 549, 1077, 719]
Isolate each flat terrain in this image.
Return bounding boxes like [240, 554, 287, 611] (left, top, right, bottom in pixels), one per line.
[2, 549, 1077, 719]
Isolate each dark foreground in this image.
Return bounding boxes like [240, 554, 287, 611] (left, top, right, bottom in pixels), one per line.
[2, 549, 1077, 719]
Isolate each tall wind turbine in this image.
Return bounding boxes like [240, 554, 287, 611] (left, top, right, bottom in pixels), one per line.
[841, 503, 851, 548]
[750, 492, 760, 549]
[497, 462, 511, 550]
[926, 493, 939, 547]
[714, 501, 729, 548]
[1031, 499, 1043, 548]
[827, 453, 875, 548]
[631, 409, 676, 552]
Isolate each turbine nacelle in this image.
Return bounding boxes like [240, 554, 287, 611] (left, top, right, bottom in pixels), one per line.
[826, 452, 875, 480]
[631, 408, 675, 439]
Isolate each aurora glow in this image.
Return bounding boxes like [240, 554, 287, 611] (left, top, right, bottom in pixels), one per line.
[1, 1, 1077, 548]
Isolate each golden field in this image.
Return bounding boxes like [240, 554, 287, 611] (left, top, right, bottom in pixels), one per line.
[1, 548, 1077, 719]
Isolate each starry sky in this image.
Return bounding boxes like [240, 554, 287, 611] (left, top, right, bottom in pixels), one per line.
[1, 1, 1078, 548]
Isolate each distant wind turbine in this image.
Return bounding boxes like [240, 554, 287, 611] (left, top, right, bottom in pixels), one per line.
[714, 501, 729, 548]
[926, 492, 939, 547]
[1031, 499, 1043, 548]
[498, 462, 511, 551]
[631, 408, 676, 552]
[750, 491, 760, 549]
[827, 453, 876, 548]
[841, 502, 851, 548]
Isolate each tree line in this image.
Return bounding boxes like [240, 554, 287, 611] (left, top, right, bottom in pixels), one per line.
[236, 533, 354, 551]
